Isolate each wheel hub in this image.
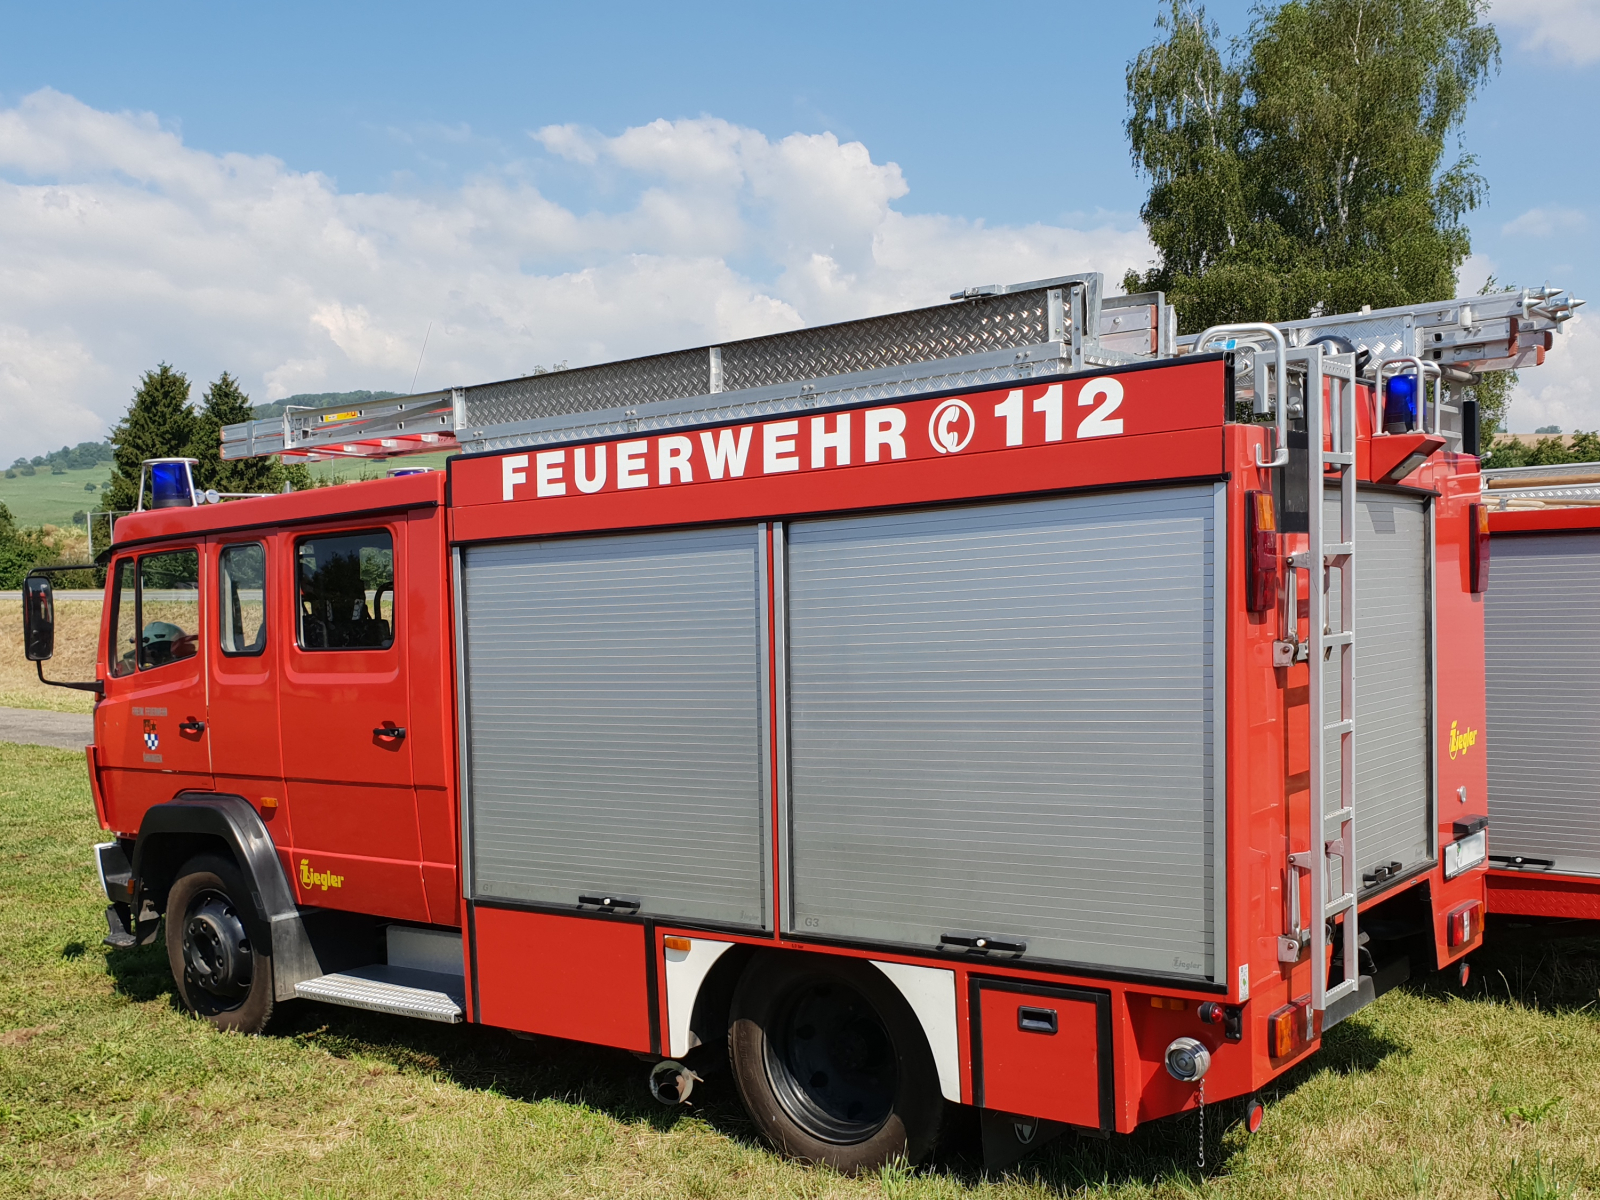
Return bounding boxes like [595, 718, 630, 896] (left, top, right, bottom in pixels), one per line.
[182, 892, 252, 1000]
[768, 980, 897, 1144]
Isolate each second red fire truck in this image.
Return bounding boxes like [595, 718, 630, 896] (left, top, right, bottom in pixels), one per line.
[22, 273, 1581, 1168]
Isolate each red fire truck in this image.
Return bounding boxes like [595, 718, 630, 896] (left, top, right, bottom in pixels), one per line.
[20, 274, 1580, 1169]
[1481, 462, 1600, 922]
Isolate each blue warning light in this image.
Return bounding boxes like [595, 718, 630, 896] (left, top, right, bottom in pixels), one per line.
[148, 461, 196, 509]
[1384, 373, 1419, 433]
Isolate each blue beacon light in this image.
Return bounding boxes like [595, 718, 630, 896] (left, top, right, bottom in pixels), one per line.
[1383, 373, 1419, 434]
[148, 461, 197, 509]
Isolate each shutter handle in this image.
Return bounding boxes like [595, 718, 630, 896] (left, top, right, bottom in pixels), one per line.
[373, 726, 406, 740]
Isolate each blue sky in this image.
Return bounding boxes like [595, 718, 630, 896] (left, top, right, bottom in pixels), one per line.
[0, 0, 1593, 458]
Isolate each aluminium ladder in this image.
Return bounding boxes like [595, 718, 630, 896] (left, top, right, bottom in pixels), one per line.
[1194, 330, 1362, 1027]
[1297, 346, 1361, 1022]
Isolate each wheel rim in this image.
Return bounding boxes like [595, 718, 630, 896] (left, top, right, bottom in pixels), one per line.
[182, 889, 252, 1005]
[764, 977, 897, 1144]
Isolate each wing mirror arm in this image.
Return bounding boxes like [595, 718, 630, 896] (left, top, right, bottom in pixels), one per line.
[23, 568, 105, 697]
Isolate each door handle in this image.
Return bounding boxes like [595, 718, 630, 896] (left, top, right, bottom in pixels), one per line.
[373, 726, 406, 740]
[178, 720, 205, 735]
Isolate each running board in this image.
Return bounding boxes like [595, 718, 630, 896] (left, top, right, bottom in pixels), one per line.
[294, 964, 465, 1023]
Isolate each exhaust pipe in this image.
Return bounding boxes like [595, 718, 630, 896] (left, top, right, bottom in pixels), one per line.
[648, 1059, 701, 1105]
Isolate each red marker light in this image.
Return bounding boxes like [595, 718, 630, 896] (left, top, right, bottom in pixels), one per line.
[1246, 490, 1279, 614]
[1468, 503, 1490, 594]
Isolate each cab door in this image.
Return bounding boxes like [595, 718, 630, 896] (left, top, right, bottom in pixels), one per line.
[207, 536, 286, 834]
[96, 546, 213, 832]
[277, 520, 428, 922]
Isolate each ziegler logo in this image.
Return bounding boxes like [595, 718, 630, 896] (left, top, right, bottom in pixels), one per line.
[300, 859, 345, 891]
[927, 398, 975, 454]
[1448, 720, 1479, 760]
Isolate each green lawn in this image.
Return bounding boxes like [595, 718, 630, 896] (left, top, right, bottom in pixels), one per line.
[0, 467, 108, 530]
[3, 741, 1599, 1198]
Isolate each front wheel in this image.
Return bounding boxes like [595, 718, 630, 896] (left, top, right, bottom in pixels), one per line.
[164, 854, 274, 1034]
[729, 952, 942, 1172]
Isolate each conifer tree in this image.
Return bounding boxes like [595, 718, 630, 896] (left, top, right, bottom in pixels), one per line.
[101, 365, 196, 513]
[185, 372, 313, 495]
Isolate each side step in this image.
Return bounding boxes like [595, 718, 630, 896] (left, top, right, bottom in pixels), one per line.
[295, 964, 465, 1023]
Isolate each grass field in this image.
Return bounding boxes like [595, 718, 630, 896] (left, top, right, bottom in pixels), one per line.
[0, 467, 109, 530]
[0, 600, 101, 713]
[2, 744, 1599, 1198]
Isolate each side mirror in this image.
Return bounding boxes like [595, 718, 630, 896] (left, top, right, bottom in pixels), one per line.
[22, 575, 55, 661]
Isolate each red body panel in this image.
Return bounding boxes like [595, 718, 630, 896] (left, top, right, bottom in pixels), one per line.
[474, 907, 652, 1052]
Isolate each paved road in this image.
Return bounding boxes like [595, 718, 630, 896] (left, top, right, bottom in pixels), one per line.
[0, 591, 103, 602]
[0, 706, 93, 751]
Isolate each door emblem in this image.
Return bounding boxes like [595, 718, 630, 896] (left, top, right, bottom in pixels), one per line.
[142, 719, 159, 750]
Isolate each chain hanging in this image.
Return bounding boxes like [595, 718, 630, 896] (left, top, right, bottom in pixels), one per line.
[1196, 1078, 1206, 1171]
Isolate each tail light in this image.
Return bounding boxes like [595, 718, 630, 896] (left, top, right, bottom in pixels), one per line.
[1447, 900, 1482, 949]
[1468, 502, 1490, 594]
[1266, 998, 1318, 1059]
[1246, 490, 1278, 614]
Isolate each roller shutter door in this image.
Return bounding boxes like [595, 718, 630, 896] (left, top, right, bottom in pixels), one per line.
[462, 526, 769, 926]
[1486, 531, 1600, 874]
[784, 487, 1220, 979]
[1323, 490, 1432, 881]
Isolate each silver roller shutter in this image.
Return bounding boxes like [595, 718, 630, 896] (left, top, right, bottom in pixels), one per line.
[783, 487, 1221, 979]
[462, 526, 769, 927]
[1323, 490, 1432, 882]
[1486, 531, 1600, 874]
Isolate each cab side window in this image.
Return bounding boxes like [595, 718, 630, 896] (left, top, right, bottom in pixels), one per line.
[108, 558, 137, 677]
[296, 530, 395, 650]
[137, 549, 200, 669]
[219, 543, 268, 656]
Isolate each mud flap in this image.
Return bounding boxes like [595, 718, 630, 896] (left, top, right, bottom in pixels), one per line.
[980, 1108, 1066, 1170]
[1321, 973, 1376, 1031]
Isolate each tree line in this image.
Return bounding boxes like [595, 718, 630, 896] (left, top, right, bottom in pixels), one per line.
[0, 366, 318, 587]
[1124, 0, 1532, 440]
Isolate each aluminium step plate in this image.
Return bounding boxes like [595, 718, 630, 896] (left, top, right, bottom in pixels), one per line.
[295, 964, 465, 1023]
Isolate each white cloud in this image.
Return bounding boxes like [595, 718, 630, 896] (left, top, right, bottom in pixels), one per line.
[1500, 206, 1589, 238]
[1503, 313, 1600, 432]
[1490, 0, 1600, 66]
[0, 93, 1151, 460]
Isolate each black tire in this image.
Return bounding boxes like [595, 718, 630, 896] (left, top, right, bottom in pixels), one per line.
[729, 952, 943, 1172]
[164, 854, 274, 1034]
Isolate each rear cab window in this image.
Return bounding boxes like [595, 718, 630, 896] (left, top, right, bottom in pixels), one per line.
[295, 530, 395, 650]
[219, 542, 268, 656]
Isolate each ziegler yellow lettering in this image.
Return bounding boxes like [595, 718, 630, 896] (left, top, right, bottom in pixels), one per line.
[299, 859, 345, 891]
[1448, 720, 1479, 760]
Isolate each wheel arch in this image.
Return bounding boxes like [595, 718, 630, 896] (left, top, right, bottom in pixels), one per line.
[132, 793, 319, 1001]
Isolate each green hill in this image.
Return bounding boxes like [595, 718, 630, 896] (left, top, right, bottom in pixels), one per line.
[0, 465, 109, 529]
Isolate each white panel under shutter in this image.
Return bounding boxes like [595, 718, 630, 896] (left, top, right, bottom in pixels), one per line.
[784, 487, 1218, 979]
[1486, 531, 1600, 875]
[462, 526, 768, 927]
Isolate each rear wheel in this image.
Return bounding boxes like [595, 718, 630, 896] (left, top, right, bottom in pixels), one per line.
[164, 854, 274, 1034]
[729, 952, 942, 1172]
